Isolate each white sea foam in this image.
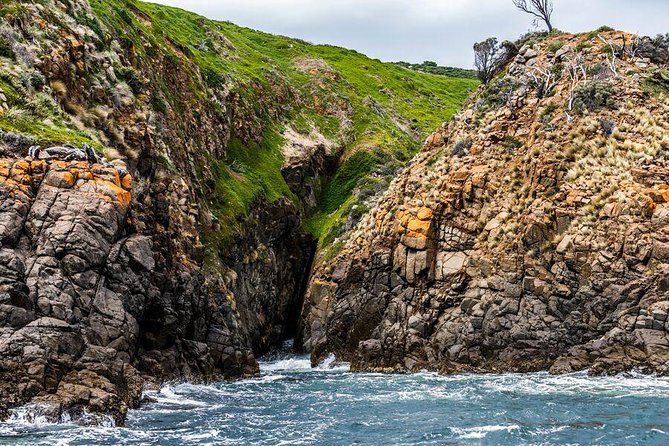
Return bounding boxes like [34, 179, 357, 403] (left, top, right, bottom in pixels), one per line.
[148, 383, 213, 407]
[6, 404, 58, 425]
[474, 371, 669, 398]
[316, 353, 351, 372]
[260, 356, 313, 372]
[259, 352, 351, 373]
[451, 424, 520, 439]
[6, 368, 669, 445]
[5, 404, 115, 428]
[182, 429, 221, 441]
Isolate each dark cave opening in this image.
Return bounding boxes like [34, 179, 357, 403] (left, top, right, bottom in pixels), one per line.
[283, 236, 317, 351]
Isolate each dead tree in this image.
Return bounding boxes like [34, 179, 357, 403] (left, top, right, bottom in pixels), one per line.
[512, 0, 554, 32]
[597, 34, 619, 77]
[528, 65, 560, 98]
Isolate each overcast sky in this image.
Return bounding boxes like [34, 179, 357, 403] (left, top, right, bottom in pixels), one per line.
[148, 0, 668, 68]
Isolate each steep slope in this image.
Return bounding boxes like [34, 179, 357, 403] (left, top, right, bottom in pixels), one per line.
[0, 0, 475, 423]
[302, 30, 669, 375]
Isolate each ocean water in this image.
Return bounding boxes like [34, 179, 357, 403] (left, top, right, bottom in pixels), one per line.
[2, 351, 669, 446]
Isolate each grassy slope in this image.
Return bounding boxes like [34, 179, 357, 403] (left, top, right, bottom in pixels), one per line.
[103, 0, 476, 247]
[1, 0, 477, 250]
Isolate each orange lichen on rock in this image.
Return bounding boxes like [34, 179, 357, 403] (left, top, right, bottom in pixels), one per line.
[646, 186, 669, 205]
[121, 174, 133, 190]
[395, 207, 434, 250]
[44, 170, 77, 188]
[2, 158, 132, 208]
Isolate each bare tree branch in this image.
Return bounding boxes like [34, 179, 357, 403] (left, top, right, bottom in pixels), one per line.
[512, 0, 554, 32]
[565, 53, 587, 120]
[597, 34, 619, 77]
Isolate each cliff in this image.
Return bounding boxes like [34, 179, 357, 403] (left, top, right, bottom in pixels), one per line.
[0, 0, 474, 423]
[302, 30, 669, 376]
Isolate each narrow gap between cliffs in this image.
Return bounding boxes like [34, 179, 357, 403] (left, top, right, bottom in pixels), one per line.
[283, 237, 317, 352]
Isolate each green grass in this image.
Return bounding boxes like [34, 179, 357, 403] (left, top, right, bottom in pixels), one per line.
[1, 0, 477, 253]
[320, 150, 377, 214]
[205, 128, 298, 250]
[0, 116, 102, 149]
[0, 71, 101, 149]
[108, 0, 477, 244]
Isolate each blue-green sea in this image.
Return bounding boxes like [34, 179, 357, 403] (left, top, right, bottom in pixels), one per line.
[2, 350, 669, 445]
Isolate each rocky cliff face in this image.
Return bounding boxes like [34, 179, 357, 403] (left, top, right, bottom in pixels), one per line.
[0, 0, 474, 424]
[0, 0, 311, 423]
[302, 31, 669, 376]
[0, 157, 258, 424]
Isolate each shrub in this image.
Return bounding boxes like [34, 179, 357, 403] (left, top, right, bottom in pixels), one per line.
[540, 103, 559, 124]
[118, 8, 134, 25]
[203, 67, 225, 89]
[633, 34, 669, 65]
[515, 31, 549, 50]
[151, 95, 167, 113]
[643, 70, 669, 97]
[600, 119, 615, 137]
[116, 66, 144, 94]
[571, 81, 616, 114]
[452, 138, 472, 157]
[504, 136, 523, 153]
[0, 36, 14, 60]
[478, 77, 522, 112]
[587, 26, 614, 40]
[548, 41, 565, 53]
[27, 71, 45, 90]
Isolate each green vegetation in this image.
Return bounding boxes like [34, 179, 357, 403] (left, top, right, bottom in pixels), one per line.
[547, 40, 565, 53]
[394, 61, 477, 79]
[477, 77, 522, 113]
[587, 26, 615, 40]
[0, 70, 102, 149]
[452, 138, 472, 157]
[541, 103, 559, 121]
[0, 36, 15, 60]
[540, 103, 559, 129]
[571, 81, 616, 114]
[1, 0, 477, 254]
[320, 150, 377, 214]
[96, 0, 477, 245]
[205, 128, 298, 248]
[643, 70, 669, 97]
[503, 136, 523, 153]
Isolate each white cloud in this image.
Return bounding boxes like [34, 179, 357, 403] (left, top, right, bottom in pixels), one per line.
[147, 0, 668, 68]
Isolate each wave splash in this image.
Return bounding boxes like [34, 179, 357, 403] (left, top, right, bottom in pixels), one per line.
[2, 351, 669, 446]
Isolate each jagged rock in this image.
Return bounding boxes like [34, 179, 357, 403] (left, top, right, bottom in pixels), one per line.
[0, 159, 260, 423]
[302, 31, 669, 377]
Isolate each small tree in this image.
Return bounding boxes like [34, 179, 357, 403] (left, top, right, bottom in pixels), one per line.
[473, 38, 516, 84]
[512, 0, 554, 32]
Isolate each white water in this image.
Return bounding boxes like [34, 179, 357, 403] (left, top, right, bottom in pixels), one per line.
[2, 352, 669, 445]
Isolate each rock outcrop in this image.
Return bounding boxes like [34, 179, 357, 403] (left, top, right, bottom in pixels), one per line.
[0, 157, 258, 424]
[0, 0, 315, 423]
[302, 31, 669, 376]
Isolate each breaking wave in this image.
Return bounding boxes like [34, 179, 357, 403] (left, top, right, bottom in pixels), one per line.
[1, 348, 668, 445]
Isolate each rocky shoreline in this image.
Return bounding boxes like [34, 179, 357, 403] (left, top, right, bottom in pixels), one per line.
[1, 0, 668, 427]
